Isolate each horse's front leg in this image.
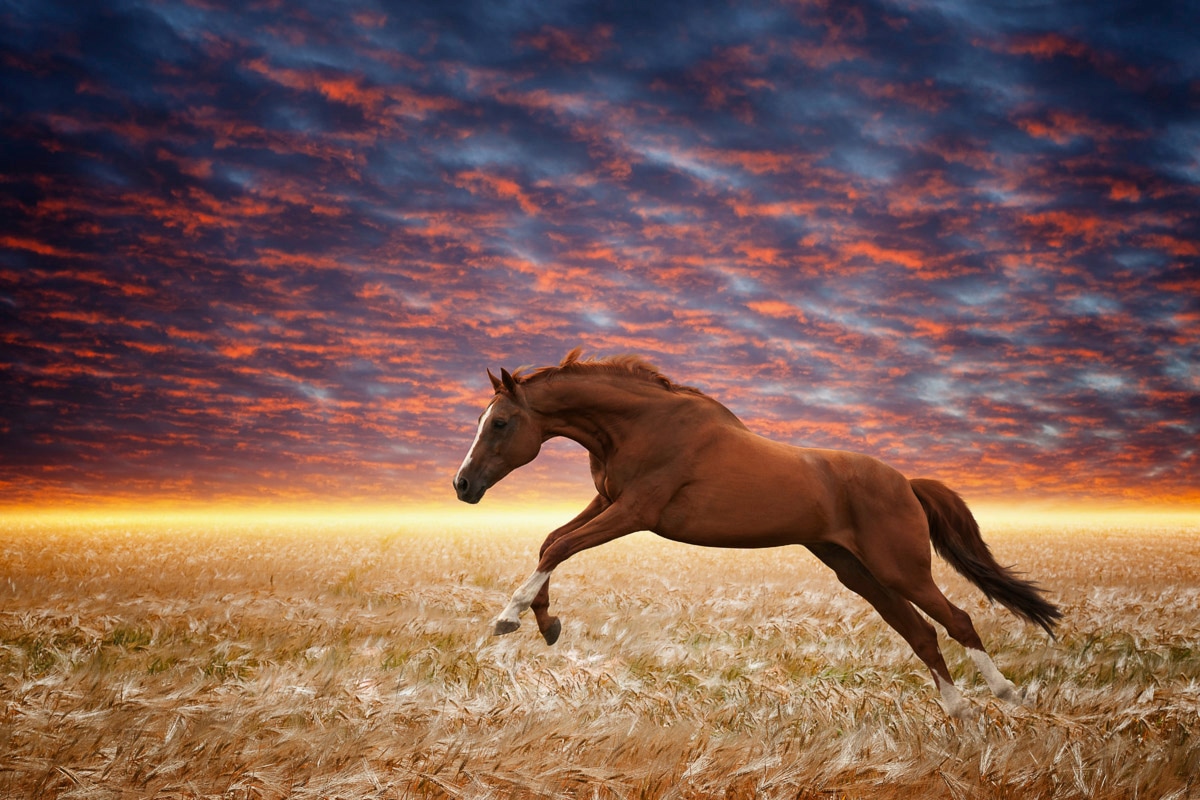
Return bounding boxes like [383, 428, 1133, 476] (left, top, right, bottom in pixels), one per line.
[492, 569, 551, 636]
[528, 495, 608, 644]
[492, 498, 632, 640]
[529, 579, 560, 645]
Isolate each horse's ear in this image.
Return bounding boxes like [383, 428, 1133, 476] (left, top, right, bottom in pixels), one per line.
[488, 369, 503, 393]
[561, 347, 583, 367]
[500, 368, 519, 397]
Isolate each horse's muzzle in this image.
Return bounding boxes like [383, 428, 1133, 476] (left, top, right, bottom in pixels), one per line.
[454, 475, 486, 504]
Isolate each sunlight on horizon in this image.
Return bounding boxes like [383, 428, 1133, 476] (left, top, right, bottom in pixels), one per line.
[4, 500, 1198, 534]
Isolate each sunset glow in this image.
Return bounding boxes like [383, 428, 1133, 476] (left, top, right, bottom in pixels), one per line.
[6, 503, 1197, 539]
[2, 2, 1197, 514]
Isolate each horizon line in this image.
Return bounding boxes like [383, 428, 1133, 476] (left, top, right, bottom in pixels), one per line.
[4, 499, 1199, 530]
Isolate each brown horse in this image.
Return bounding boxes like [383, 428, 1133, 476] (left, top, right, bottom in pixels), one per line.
[453, 349, 1060, 718]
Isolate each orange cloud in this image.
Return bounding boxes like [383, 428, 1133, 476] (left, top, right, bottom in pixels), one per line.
[453, 170, 541, 216]
[841, 241, 925, 271]
[988, 32, 1152, 88]
[517, 24, 615, 63]
[747, 299, 807, 322]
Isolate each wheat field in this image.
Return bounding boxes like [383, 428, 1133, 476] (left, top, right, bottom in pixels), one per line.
[2, 511, 1198, 799]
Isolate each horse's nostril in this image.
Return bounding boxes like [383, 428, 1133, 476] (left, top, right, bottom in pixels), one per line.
[455, 476, 470, 494]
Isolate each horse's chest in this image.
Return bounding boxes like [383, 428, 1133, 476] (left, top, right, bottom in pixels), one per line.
[590, 453, 672, 505]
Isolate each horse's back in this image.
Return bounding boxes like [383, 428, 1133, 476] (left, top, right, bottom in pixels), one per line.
[654, 425, 875, 547]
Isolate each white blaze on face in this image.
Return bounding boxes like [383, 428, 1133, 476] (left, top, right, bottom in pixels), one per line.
[456, 400, 497, 484]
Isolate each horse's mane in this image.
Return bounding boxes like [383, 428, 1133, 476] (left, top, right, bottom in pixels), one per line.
[511, 347, 706, 396]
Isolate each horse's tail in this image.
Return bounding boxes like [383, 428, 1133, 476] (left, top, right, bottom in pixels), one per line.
[910, 478, 1062, 636]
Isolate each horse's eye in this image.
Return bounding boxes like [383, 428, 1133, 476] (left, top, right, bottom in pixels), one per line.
[492, 418, 508, 430]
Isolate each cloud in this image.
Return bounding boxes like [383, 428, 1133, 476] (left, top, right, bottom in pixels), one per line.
[517, 24, 615, 64]
[1, 0, 1197, 508]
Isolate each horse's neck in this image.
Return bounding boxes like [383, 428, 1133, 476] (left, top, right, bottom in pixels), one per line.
[527, 376, 666, 459]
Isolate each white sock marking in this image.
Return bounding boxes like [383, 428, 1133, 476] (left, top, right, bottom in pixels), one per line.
[934, 674, 973, 720]
[967, 647, 1022, 703]
[496, 569, 551, 624]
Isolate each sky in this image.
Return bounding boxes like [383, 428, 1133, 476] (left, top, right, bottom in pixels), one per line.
[1, 0, 1198, 513]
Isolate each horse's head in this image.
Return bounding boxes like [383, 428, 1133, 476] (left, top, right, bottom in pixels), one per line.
[453, 367, 542, 504]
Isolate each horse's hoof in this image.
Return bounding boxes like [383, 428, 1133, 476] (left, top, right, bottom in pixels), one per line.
[541, 617, 561, 646]
[492, 618, 520, 636]
[947, 700, 977, 721]
[996, 681, 1026, 706]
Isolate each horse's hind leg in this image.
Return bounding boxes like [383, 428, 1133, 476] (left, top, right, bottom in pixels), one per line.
[901, 578, 1024, 705]
[853, 526, 1024, 706]
[807, 544, 973, 719]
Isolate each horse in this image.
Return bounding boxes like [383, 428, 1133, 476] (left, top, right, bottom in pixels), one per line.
[453, 349, 1061, 718]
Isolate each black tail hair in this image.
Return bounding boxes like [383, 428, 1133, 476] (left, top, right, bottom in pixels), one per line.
[910, 478, 1062, 636]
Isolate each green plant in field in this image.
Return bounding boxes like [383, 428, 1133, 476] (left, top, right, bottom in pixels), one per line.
[20, 636, 59, 675]
[105, 626, 153, 650]
[147, 655, 178, 675]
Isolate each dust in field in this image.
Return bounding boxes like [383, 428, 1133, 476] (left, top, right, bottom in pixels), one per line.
[1, 513, 1198, 799]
